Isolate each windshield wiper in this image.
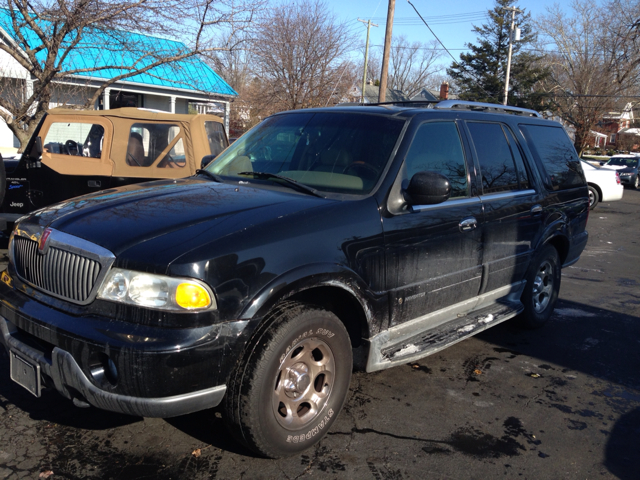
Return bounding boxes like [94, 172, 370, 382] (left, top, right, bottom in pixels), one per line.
[195, 169, 223, 183]
[237, 171, 324, 198]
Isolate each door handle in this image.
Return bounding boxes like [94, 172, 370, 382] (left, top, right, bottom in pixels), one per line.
[531, 204, 543, 215]
[88, 180, 101, 188]
[459, 217, 477, 232]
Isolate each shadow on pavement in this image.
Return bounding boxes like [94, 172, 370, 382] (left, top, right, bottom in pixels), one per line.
[475, 298, 640, 480]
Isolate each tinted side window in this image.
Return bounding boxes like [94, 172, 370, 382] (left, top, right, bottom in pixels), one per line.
[404, 122, 468, 198]
[503, 127, 530, 189]
[519, 125, 585, 190]
[467, 122, 519, 194]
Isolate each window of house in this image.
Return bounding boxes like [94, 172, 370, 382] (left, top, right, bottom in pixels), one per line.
[403, 122, 469, 198]
[43, 123, 104, 158]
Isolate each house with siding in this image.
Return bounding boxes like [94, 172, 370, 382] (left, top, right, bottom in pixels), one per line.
[0, 9, 236, 154]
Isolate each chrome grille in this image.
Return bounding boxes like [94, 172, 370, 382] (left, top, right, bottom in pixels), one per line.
[13, 236, 102, 303]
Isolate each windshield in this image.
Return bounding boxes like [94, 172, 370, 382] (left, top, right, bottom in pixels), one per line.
[207, 112, 405, 194]
[606, 157, 638, 168]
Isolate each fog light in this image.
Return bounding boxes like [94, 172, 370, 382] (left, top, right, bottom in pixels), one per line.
[89, 352, 118, 387]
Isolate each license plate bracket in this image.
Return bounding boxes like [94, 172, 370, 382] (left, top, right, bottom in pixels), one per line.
[10, 351, 41, 397]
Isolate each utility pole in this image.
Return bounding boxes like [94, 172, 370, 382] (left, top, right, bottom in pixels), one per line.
[378, 0, 395, 103]
[503, 6, 521, 106]
[358, 18, 378, 104]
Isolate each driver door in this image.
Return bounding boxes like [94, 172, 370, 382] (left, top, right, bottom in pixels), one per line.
[30, 117, 113, 209]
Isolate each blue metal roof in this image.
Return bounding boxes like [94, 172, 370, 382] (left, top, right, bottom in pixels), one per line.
[0, 8, 236, 96]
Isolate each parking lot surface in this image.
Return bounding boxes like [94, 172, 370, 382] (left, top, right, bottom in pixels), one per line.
[1, 190, 639, 479]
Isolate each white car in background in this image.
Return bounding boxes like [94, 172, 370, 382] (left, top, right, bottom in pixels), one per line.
[580, 160, 624, 209]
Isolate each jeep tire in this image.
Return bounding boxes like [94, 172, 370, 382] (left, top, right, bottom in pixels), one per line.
[517, 244, 561, 329]
[224, 301, 352, 458]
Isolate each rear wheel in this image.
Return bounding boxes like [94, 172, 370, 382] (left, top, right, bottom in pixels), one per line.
[588, 185, 599, 210]
[517, 244, 561, 329]
[224, 301, 352, 458]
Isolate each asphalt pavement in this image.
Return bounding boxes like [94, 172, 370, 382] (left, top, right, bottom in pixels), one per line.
[1, 189, 639, 479]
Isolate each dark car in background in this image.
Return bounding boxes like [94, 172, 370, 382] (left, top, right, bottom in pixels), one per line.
[0, 100, 589, 458]
[600, 154, 639, 189]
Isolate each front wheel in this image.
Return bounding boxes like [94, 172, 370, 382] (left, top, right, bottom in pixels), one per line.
[517, 244, 561, 329]
[634, 175, 639, 190]
[224, 301, 352, 458]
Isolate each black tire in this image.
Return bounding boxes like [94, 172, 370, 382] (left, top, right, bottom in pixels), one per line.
[224, 301, 352, 458]
[588, 185, 599, 210]
[517, 244, 561, 329]
[0, 154, 5, 207]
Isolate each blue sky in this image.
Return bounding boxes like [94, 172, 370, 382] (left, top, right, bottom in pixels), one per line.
[326, 0, 560, 69]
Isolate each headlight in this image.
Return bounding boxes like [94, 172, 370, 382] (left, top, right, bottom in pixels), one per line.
[97, 268, 216, 311]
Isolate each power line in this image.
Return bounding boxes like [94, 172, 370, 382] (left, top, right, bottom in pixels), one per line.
[406, 0, 501, 102]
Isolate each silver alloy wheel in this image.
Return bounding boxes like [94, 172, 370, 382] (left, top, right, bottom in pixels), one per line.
[532, 260, 554, 313]
[635, 176, 639, 189]
[588, 188, 595, 207]
[272, 337, 335, 430]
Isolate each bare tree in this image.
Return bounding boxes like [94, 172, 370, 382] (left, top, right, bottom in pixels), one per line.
[388, 35, 443, 99]
[0, 0, 263, 150]
[249, 0, 357, 117]
[535, 0, 640, 154]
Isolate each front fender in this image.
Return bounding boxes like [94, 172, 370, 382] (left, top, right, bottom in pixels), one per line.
[240, 262, 383, 326]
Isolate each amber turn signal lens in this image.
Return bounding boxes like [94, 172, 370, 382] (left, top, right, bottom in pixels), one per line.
[175, 283, 211, 309]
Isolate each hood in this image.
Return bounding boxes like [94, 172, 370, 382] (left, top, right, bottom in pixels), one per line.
[24, 178, 332, 259]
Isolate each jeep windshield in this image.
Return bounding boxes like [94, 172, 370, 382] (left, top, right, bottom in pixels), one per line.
[207, 111, 405, 195]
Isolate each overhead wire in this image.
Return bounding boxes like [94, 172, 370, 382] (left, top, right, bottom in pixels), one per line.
[406, 0, 501, 102]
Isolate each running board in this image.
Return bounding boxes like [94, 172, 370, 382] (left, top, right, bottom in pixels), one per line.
[365, 282, 525, 372]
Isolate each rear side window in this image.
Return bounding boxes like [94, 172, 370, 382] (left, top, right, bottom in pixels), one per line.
[467, 122, 528, 194]
[126, 123, 184, 169]
[520, 125, 584, 190]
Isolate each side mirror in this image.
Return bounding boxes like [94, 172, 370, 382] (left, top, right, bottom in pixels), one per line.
[599, 161, 605, 166]
[201, 154, 216, 169]
[30, 136, 43, 160]
[404, 171, 451, 206]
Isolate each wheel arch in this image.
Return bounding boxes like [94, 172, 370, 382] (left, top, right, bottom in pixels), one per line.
[239, 264, 376, 349]
[545, 234, 570, 265]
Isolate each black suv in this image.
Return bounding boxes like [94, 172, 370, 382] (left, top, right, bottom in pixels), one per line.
[0, 101, 589, 458]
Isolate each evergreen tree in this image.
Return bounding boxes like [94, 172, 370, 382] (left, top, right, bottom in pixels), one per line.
[447, 0, 548, 110]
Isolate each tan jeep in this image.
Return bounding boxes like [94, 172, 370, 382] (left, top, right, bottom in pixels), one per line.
[0, 107, 228, 237]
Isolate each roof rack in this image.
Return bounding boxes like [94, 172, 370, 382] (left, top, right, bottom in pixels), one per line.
[434, 100, 541, 117]
[336, 101, 438, 108]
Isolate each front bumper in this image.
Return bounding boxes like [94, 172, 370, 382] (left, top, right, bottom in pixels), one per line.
[0, 280, 251, 418]
[618, 174, 637, 187]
